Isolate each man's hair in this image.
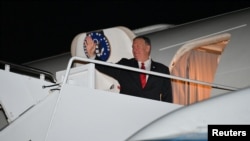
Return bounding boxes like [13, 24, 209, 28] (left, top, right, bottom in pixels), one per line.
[133, 36, 151, 46]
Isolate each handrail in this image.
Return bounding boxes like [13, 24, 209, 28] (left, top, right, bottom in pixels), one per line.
[0, 60, 56, 83]
[62, 56, 238, 91]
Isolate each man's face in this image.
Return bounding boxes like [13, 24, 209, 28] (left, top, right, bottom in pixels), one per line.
[132, 38, 150, 62]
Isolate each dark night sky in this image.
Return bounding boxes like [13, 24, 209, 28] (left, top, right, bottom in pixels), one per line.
[1, 1, 250, 64]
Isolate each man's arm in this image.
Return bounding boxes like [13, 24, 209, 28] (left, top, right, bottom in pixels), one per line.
[84, 35, 120, 79]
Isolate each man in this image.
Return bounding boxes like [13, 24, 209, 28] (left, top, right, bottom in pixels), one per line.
[85, 35, 172, 103]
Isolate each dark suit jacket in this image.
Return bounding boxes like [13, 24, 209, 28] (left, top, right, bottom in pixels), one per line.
[95, 58, 173, 103]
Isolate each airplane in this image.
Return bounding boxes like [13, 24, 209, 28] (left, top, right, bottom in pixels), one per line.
[0, 7, 249, 141]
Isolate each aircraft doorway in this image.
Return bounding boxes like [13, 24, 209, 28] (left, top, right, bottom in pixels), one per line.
[170, 33, 231, 105]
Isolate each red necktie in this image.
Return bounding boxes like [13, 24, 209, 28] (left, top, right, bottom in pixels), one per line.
[140, 62, 146, 88]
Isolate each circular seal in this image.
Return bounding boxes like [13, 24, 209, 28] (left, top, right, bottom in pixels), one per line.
[83, 31, 111, 61]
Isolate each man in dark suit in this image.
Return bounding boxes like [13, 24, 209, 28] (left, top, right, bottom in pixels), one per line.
[85, 35, 172, 103]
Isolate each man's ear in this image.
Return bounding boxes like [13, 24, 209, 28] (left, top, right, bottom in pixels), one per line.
[146, 45, 151, 53]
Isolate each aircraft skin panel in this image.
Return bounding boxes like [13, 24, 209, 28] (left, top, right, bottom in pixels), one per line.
[145, 8, 250, 96]
[127, 87, 250, 140]
[0, 71, 181, 141]
[45, 84, 182, 141]
[0, 68, 54, 122]
[147, 8, 250, 68]
[0, 69, 35, 122]
[0, 90, 59, 141]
